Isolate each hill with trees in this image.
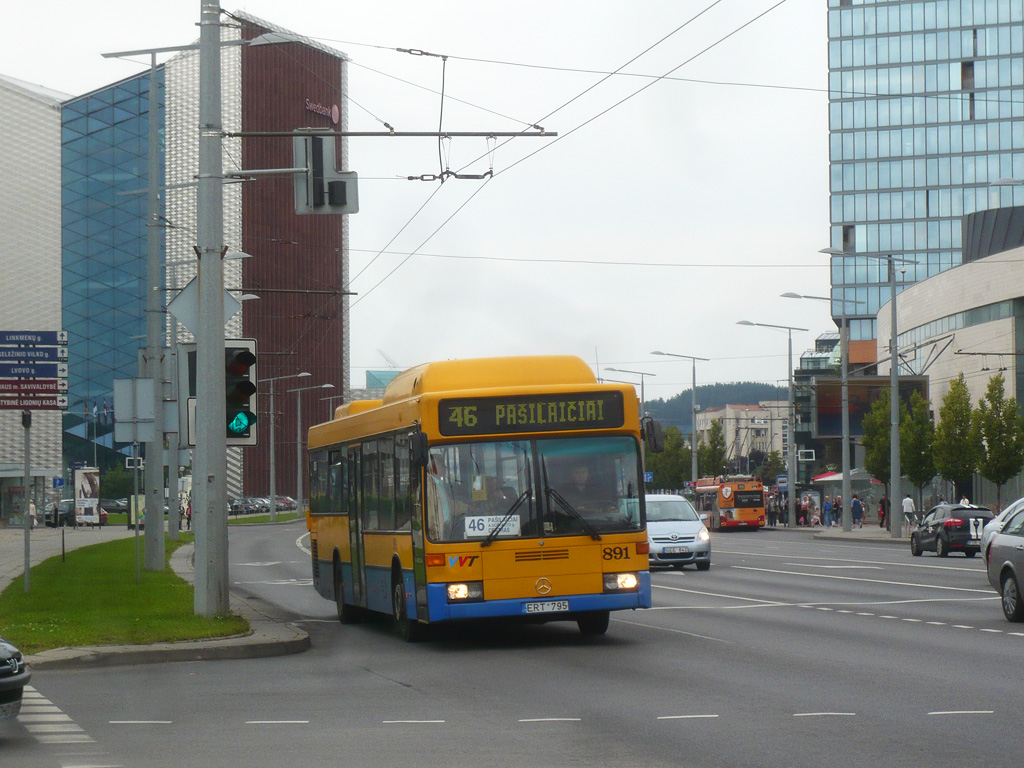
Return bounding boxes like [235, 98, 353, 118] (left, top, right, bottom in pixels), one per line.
[644, 382, 786, 433]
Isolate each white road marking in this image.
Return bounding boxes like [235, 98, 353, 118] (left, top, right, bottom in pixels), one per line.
[952, 624, 974, 629]
[614, 617, 734, 644]
[21, 704, 63, 713]
[297, 531, 311, 555]
[927, 621, 946, 625]
[784, 563, 883, 570]
[232, 579, 313, 586]
[928, 710, 993, 716]
[980, 628, 1002, 633]
[18, 714, 75, 723]
[25, 724, 85, 734]
[879, 615, 897, 619]
[245, 720, 310, 724]
[108, 720, 173, 724]
[236, 561, 286, 567]
[793, 712, 856, 717]
[37, 734, 96, 744]
[519, 718, 581, 722]
[1010, 632, 1024, 637]
[731, 565, 995, 593]
[901, 618, 923, 622]
[657, 714, 719, 720]
[715, 548, 982, 573]
[383, 719, 445, 724]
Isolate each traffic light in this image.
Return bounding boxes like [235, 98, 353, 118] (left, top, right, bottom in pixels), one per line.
[293, 131, 359, 215]
[225, 340, 258, 446]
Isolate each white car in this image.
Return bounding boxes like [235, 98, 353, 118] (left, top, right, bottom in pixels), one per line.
[645, 494, 711, 571]
[982, 496, 1024, 562]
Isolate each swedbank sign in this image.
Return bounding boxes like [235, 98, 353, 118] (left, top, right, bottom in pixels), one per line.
[305, 99, 339, 125]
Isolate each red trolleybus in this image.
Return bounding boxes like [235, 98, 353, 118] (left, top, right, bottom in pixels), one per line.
[306, 355, 654, 640]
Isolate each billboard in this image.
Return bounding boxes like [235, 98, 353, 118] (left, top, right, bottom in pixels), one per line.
[814, 376, 928, 439]
[74, 467, 100, 525]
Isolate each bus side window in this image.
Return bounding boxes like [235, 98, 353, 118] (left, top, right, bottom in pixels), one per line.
[395, 434, 412, 530]
[362, 440, 379, 530]
[328, 450, 344, 515]
[379, 436, 395, 530]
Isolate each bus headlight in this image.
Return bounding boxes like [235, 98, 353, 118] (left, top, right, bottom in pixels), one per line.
[447, 581, 484, 602]
[697, 527, 710, 542]
[603, 572, 638, 592]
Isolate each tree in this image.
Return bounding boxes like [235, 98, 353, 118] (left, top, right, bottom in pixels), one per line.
[698, 420, 728, 478]
[760, 450, 785, 483]
[861, 388, 893, 485]
[974, 372, 1024, 510]
[100, 463, 134, 499]
[644, 426, 691, 489]
[901, 390, 935, 507]
[933, 373, 979, 502]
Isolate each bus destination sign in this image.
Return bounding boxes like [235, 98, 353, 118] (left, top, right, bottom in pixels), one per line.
[438, 391, 624, 436]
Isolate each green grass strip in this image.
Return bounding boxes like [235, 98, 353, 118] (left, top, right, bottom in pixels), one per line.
[0, 535, 248, 654]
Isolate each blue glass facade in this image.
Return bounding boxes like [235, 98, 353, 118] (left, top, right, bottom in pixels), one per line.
[61, 71, 164, 453]
[827, 0, 1024, 342]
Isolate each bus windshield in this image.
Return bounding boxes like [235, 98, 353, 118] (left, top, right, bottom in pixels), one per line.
[426, 435, 642, 543]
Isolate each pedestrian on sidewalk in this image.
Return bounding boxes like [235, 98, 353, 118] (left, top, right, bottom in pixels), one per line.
[851, 494, 864, 528]
[902, 494, 917, 536]
[823, 496, 833, 527]
[878, 495, 888, 529]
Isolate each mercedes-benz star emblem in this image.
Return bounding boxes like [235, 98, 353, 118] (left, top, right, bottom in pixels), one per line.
[535, 578, 552, 595]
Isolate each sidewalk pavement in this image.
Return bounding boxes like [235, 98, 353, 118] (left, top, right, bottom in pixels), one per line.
[0, 523, 310, 670]
[760, 521, 912, 545]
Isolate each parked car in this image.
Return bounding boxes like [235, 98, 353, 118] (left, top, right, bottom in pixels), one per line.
[910, 503, 994, 557]
[275, 496, 296, 511]
[0, 636, 31, 722]
[981, 496, 1024, 563]
[645, 493, 711, 571]
[985, 506, 1024, 621]
[45, 499, 77, 528]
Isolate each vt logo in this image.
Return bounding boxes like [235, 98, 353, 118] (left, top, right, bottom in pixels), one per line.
[448, 555, 479, 567]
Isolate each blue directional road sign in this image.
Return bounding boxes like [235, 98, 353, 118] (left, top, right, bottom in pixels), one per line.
[0, 330, 69, 410]
[0, 347, 67, 362]
[0, 331, 67, 346]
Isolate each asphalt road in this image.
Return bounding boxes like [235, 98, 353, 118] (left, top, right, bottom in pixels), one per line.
[3, 525, 1020, 768]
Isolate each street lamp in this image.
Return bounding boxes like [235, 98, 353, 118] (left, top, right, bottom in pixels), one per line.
[737, 320, 808, 527]
[287, 382, 334, 515]
[781, 292, 865, 532]
[604, 367, 655, 414]
[650, 351, 709, 486]
[821, 247, 911, 539]
[264, 372, 310, 521]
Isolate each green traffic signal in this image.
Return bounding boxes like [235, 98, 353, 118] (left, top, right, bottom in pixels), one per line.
[225, 342, 258, 443]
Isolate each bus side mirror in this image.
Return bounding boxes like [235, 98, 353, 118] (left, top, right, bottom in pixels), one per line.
[642, 417, 664, 453]
[411, 431, 429, 468]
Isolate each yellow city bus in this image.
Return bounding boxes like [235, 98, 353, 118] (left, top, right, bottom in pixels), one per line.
[306, 355, 654, 640]
[696, 475, 766, 531]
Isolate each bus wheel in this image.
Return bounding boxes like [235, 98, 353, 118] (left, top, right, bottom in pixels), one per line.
[392, 575, 424, 642]
[334, 562, 362, 625]
[576, 610, 610, 636]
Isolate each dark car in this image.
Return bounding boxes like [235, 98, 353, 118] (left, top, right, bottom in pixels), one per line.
[45, 499, 77, 528]
[910, 503, 994, 557]
[0, 636, 31, 722]
[985, 507, 1024, 621]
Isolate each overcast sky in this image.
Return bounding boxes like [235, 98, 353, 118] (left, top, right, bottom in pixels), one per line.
[2, 0, 836, 401]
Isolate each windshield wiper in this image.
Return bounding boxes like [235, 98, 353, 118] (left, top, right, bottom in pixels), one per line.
[546, 487, 602, 540]
[481, 489, 531, 547]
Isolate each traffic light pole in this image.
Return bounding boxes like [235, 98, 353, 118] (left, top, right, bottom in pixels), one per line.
[193, 0, 229, 617]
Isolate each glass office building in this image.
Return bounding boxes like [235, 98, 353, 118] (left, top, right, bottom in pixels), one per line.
[61, 71, 164, 461]
[827, 0, 1024, 349]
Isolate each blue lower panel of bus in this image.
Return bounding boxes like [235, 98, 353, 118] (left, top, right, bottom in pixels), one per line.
[424, 571, 652, 622]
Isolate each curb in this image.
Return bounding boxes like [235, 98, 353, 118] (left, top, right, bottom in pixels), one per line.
[758, 526, 910, 546]
[26, 541, 310, 670]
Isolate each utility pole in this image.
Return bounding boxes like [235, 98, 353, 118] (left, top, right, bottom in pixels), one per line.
[193, 0, 228, 617]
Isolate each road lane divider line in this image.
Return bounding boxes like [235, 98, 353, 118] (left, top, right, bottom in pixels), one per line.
[658, 714, 719, 720]
[245, 720, 310, 724]
[108, 720, 173, 724]
[730, 565, 995, 593]
[614, 617, 734, 644]
[382, 720, 445, 724]
[793, 712, 856, 717]
[928, 710, 992, 716]
[519, 718, 581, 722]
